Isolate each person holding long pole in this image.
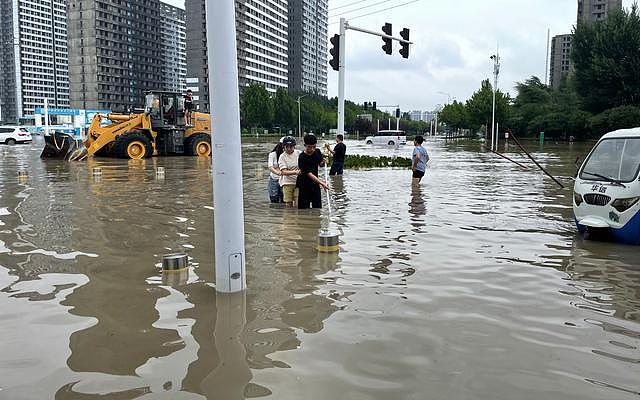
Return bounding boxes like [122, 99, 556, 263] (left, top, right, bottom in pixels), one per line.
[298, 134, 329, 209]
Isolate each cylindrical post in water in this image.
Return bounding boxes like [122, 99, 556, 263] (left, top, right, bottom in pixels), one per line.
[92, 167, 102, 176]
[206, 0, 246, 292]
[161, 253, 189, 286]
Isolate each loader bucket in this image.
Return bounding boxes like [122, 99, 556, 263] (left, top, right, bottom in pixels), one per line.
[41, 132, 87, 161]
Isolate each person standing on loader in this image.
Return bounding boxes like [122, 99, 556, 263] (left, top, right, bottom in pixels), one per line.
[184, 90, 194, 126]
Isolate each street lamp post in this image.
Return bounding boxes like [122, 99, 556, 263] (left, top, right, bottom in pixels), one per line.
[490, 50, 500, 151]
[297, 94, 308, 139]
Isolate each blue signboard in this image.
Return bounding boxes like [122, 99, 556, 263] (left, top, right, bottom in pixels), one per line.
[34, 107, 81, 116]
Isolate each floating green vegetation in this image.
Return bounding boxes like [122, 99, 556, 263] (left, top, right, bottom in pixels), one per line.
[336, 154, 412, 169]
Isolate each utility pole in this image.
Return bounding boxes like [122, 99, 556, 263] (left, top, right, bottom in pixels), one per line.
[490, 46, 500, 152]
[544, 29, 550, 86]
[337, 18, 346, 135]
[297, 94, 307, 139]
[206, 0, 246, 293]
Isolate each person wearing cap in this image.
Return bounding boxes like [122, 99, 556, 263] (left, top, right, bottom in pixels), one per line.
[412, 135, 429, 184]
[324, 134, 346, 175]
[298, 134, 329, 209]
[278, 136, 301, 207]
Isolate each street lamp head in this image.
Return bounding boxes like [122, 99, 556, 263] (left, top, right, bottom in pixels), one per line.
[490, 55, 496, 60]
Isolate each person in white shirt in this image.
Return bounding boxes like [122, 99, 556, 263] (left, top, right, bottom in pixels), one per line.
[278, 136, 301, 207]
[267, 142, 284, 203]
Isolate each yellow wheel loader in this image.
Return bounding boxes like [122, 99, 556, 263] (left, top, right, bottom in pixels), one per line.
[41, 91, 212, 160]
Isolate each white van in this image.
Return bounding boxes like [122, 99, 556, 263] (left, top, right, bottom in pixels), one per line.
[0, 126, 33, 145]
[573, 128, 640, 245]
[364, 130, 406, 146]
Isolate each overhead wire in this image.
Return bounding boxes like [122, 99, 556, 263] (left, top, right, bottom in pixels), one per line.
[328, 0, 424, 24]
[329, 0, 392, 18]
[329, 0, 371, 12]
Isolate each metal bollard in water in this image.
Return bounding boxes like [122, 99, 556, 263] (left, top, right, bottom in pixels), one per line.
[92, 167, 102, 176]
[18, 170, 29, 179]
[317, 230, 339, 253]
[162, 253, 188, 271]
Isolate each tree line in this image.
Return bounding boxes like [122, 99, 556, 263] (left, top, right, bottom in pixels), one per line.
[240, 85, 430, 136]
[439, 5, 640, 140]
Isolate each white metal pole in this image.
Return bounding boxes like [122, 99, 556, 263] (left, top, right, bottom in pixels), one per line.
[337, 18, 346, 135]
[206, 0, 246, 293]
[435, 112, 438, 135]
[297, 97, 301, 139]
[377, 119, 379, 132]
[388, 118, 390, 130]
[44, 98, 49, 136]
[544, 28, 550, 86]
[495, 122, 499, 149]
[430, 119, 433, 135]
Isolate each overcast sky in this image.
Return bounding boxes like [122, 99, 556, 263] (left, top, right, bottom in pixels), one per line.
[165, 0, 635, 111]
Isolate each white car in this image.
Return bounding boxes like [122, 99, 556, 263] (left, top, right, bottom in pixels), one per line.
[0, 126, 32, 145]
[364, 130, 407, 146]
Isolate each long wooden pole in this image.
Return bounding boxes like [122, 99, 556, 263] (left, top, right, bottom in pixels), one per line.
[510, 133, 565, 188]
[485, 145, 530, 170]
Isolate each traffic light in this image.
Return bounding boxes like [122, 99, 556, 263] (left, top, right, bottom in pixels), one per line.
[372, 101, 377, 110]
[381, 23, 392, 55]
[329, 34, 340, 71]
[395, 108, 400, 118]
[399, 28, 410, 59]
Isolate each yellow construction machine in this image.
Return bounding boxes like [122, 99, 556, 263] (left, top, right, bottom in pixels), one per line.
[41, 91, 212, 160]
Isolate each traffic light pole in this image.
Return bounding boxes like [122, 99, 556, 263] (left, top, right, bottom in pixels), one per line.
[335, 19, 412, 136]
[337, 18, 346, 135]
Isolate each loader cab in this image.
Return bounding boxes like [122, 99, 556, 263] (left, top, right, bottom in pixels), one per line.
[145, 91, 186, 129]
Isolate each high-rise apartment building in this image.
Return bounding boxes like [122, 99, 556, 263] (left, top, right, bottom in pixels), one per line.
[160, 2, 186, 93]
[288, 0, 328, 96]
[577, 0, 622, 23]
[67, 0, 164, 111]
[549, 34, 573, 89]
[0, 0, 69, 123]
[549, 0, 622, 88]
[185, 0, 289, 112]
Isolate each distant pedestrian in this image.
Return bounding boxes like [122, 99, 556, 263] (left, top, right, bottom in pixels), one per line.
[278, 136, 301, 207]
[298, 134, 329, 209]
[184, 89, 194, 125]
[267, 142, 284, 203]
[324, 134, 346, 175]
[412, 135, 429, 184]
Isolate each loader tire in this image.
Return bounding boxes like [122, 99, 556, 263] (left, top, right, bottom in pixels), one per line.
[114, 132, 153, 159]
[185, 133, 211, 157]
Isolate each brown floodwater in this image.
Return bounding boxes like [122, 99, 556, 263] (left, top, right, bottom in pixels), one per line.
[0, 136, 638, 400]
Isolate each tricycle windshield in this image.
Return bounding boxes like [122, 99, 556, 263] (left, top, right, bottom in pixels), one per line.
[580, 137, 640, 183]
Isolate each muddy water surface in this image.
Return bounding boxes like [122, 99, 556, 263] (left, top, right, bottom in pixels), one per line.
[0, 137, 638, 400]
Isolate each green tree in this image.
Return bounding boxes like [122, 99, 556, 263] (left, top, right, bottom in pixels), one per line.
[465, 79, 510, 131]
[439, 100, 469, 130]
[272, 88, 296, 130]
[240, 83, 273, 128]
[572, 4, 640, 113]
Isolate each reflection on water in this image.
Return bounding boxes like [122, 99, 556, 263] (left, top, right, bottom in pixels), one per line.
[0, 137, 638, 399]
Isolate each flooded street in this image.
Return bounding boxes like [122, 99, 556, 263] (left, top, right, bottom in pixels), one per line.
[0, 136, 638, 400]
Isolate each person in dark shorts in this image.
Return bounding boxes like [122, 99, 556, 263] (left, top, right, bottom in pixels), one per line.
[412, 135, 429, 184]
[298, 134, 329, 209]
[325, 134, 346, 175]
[184, 89, 194, 125]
